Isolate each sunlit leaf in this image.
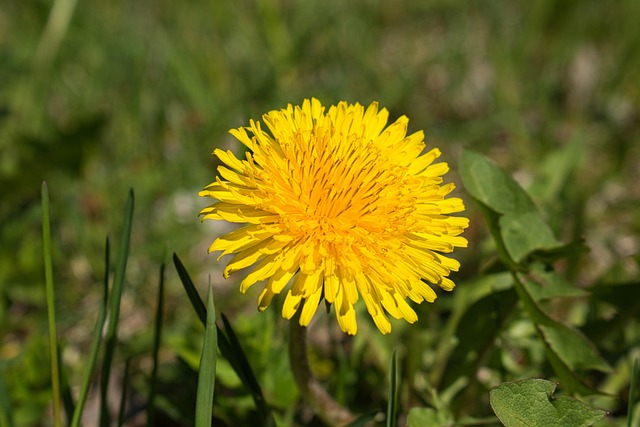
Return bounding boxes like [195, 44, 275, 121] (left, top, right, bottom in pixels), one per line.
[460, 150, 561, 263]
[490, 379, 605, 427]
[499, 211, 560, 263]
[460, 150, 535, 214]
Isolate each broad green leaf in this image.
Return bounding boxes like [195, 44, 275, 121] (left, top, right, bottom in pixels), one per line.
[460, 150, 535, 214]
[499, 212, 560, 263]
[513, 276, 609, 394]
[539, 324, 611, 373]
[406, 407, 453, 427]
[514, 273, 609, 373]
[553, 396, 607, 427]
[460, 150, 562, 263]
[523, 263, 588, 301]
[490, 379, 605, 427]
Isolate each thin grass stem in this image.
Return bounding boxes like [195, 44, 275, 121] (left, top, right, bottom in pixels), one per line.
[628, 358, 639, 427]
[42, 182, 62, 427]
[146, 264, 165, 427]
[100, 190, 134, 427]
[70, 237, 110, 427]
[195, 285, 218, 427]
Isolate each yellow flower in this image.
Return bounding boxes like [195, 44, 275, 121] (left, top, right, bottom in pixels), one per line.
[199, 99, 469, 335]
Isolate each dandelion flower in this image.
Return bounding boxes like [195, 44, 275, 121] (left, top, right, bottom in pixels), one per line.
[199, 99, 469, 335]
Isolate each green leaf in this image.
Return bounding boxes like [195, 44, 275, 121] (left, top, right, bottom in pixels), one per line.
[522, 263, 588, 301]
[195, 285, 218, 427]
[538, 324, 611, 373]
[460, 150, 536, 214]
[513, 276, 610, 394]
[499, 212, 560, 263]
[460, 150, 562, 263]
[172, 254, 275, 426]
[490, 379, 606, 427]
[406, 407, 453, 427]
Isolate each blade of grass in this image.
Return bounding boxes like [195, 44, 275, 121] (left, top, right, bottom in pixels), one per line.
[100, 189, 134, 427]
[628, 358, 639, 427]
[146, 264, 165, 427]
[58, 345, 75, 421]
[70, 237, 110, 427]
[34, 0, 79, 67]
[42, 181, 62, 427]
[220, 314, 272, 423]
[195, 285, 218, 427]
[117, 358, 131, 427]
[172, 253, 275, 426]
[0, 362, 15, 427]
[386, 349, 398, 427]
[172, 253, 206, 324]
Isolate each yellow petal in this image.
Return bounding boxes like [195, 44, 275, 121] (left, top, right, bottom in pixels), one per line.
[282, 289, 302, 319]
[299, 285, 323, 326]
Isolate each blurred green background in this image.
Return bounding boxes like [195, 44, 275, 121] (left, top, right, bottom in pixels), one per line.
[1, 0, 639, 425]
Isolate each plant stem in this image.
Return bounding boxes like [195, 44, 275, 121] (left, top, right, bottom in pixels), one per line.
[42, 182, 62, 427]
[289, 313, 355, 427]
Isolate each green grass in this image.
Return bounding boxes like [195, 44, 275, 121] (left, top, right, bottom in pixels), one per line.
[1, 0, 640, 426]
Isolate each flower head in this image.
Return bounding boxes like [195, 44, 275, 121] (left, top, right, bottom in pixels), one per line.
[200, 99, 468, 335]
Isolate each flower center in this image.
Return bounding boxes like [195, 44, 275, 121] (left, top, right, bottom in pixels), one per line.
[258, 127, 417, 251]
